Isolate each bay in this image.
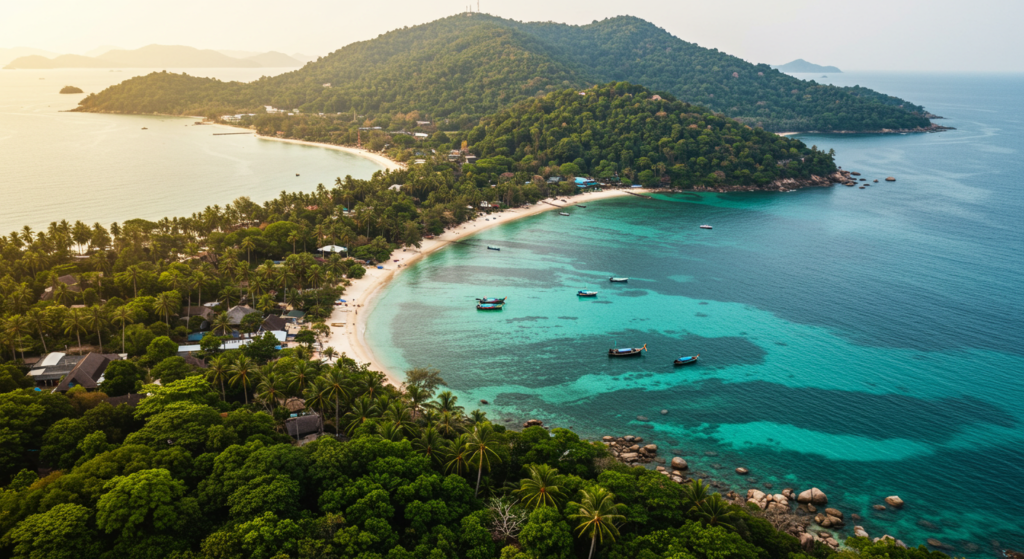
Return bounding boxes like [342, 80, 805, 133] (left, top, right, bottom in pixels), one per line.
[366, 73, 1024, 555]
[0, 67, 385, 232]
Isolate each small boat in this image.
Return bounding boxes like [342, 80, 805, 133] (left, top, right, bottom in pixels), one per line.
[476, 303, 504, 311]
[609, 344, 647, 357]
[700, 225, 712, 229]
[859, 186, 865, 189]
[609, 277, 628, 283]
[296, 173, 300, 176]
[674, 354, 700, 366]
[141, 127, 148, 130]
[576, 204, 587, 208]
[487, 246, 501, 251]
[577, 290, 598, 297]
[476, 297, 507, 304]
[559, 212, 570, 216]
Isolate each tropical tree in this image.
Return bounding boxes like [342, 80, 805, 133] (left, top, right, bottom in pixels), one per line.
[303, 377, 331, 436]
[466, 423, 502, 498]
[63, 308, 88, 352]
[517, 464, 566, 509]
[153, 292, 180, 325]
[84, 306, 108, 351]
[124, 264, 142, 298]
[206, 355, 232, 400]
[287, 360, 318, 396]
[435, 411, 462, 438]
[693, 493, 739, 531]
[4, 315, 30, 361]
[342, 395, 378, 435]
[413, 426, 446, 465]
[375, 420, 406, 442]
[255, 364, 289, 412]
[681, 478, 712, 511]
[240, 236, 256, 265]
[322, 368, 350, 436]
[25, 307, 51, 354]
[229, 354, 257, 405]
[568, 487, 626, 559]
[211, 312, 231, 336]
[110, 306, 134, 354]
[444, 434, 471, 476]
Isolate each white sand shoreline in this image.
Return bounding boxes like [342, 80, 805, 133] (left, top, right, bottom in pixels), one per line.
[322, 188, 641, 387]
[255, 135, 406, 171]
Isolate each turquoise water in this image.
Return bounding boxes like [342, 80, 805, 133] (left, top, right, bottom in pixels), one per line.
[0, 68, 384, 231]
[367, 73, 1024, 555]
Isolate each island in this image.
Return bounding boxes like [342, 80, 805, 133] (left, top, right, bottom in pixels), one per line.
[58, 85, 83, 94]
[773, 59, 843, 73]
[4, 44, 304, 69]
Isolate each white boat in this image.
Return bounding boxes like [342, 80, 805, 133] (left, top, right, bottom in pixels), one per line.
[699, 225, 713, 229]
[559, 212, 570, 216]
[609, 277, 628, 283]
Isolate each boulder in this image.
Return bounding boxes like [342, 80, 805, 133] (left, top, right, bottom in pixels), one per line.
[782, 488, 794, 499]
[644, 444, 658, 452]
[660, 409, 668, 415]
[671, 457, 689, 470]
[620, 452, 638, 461]
[736, 467, 749, 475]
[884, 496, 904, 508]
[886, 176, 896, 181]
[819, 532, 832, 539]
[602, 436, 614, 442]
[773, 494, 789, 505]
[825, 508, 843, 520]
[872, 504, 886, 511]
[629, 445, 640, 452]
[854, 526, 870, 539]
[851, 513, 862, 521]
[623, 435, 635, 442]
[480, 399, 488, 405]
[767, 502, 789, 513]
[636, 415, 649, 422]
[655, 466, 666, 472]
[927, 538, 951, 550]
[798, 488, 828, 504]
[800, 533, 815, 553]
[634, 437, 644, 443]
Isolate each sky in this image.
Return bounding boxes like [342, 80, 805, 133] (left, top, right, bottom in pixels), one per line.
[3, 0, 1021, 72]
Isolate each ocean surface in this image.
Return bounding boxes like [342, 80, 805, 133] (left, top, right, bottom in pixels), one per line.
[366, 73, 1024, 555]
[0, 67, 385, 232]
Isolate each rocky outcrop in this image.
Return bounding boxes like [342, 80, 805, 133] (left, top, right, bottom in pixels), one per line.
[522, 419, 543, 428]
[688, 170, 852, 193]
[884, 496, 904, 508]
[671, 457, 688, 470]
[735, 467, 749, 475]
[854, 526, 870, 538]
[797, 487, 828, 506]
[604, 435, 660, 466]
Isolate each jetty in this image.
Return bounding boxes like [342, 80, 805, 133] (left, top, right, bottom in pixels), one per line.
[541, 200, 564, 208]
[624, 190, 653, 199]
[213, 132, 253, 136]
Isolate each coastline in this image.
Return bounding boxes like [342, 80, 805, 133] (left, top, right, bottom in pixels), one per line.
[254, 135, 407, 172]
[322, 188, 634, 387]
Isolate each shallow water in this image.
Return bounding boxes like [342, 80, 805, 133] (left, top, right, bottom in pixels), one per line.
[367, 73, 1024, 555]
[0, 67, 384, 231]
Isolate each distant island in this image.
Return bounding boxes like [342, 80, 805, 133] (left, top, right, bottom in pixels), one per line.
[58, 85, 83, 94]
[75, 14, 937, 134]
[773, 59, 842, 73]
[4, 44, 308, 69]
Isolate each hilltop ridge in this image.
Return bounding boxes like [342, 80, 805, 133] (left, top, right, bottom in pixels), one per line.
[75, 14, 935, 133]
[4, 44, 305, 69]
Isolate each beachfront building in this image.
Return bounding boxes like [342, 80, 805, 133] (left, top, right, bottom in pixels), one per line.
[574, 177, 599, 189]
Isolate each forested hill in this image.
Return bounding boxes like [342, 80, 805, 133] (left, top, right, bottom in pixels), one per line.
[468, 83, 837, 188]
[76, 14, 932, 132]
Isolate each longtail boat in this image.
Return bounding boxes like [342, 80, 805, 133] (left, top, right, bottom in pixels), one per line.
[609, 344, 646, 357]
[487, 246, 501, 251]
[476, 303, 504, 311]
[476, 297, 507, 304]
[559, 212, 570, 216]
[577, 290, 598, 297]
[674, 355, 699, 366]
[609, 277, 628, 283]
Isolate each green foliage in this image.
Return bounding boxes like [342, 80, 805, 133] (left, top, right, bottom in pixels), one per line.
[99, 359, 145, 396]
[0, 365, 32, 393]
[96, 468, 197, 536]
[240, 331, 280, 362]
[152, 356, 194, 383]
[517, 505, 575, 559]
[144, 335, 179, 366]
[75, 15, 930, 133]
[7, 503, 103, 559]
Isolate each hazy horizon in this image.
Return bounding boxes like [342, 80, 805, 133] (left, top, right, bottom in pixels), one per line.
[2, 0, 1021, 72]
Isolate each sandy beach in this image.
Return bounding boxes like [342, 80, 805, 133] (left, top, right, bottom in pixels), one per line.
[322, 188, 638, 386]
[255, 136, 406, 171]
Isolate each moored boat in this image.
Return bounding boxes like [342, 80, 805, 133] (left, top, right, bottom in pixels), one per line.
[559, 212, 570, 216]
[699, 225, 712, 229]
[609, 277, 628, 283]
[476, 303, 504, 311]
[674, 354, 700, 366]
[487, 246, 501, 251]
[577, 290, 598, 297]
[476, 297, 507, 304]
[609, 344, 647, 357]
[576, 204, 587, 208]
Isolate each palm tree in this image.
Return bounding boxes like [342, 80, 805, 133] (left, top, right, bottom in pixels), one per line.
[466, 423, 502, 498]
[125, 264, 142, 298]
[153, 291, 179, 326]
[110, 306, 134, 354]
[322, 368, 350, 436]
[382, 402, 415, 435]
[303, 378, 332, 436]
[63, 308, 88, 353]
[4, 315, 30, 361]
[435, 411, 462, 438]
[240, 236, 256, 265]
[516, 465, 566, 509]
[206, 355, 232, 400]
[693, 493, 738, 531]
[211, 312, 231, 336]
[84, 306, 108, 351]
[413, 427, 446, 465]
[467, 409, 488, 426]
[51, 282, 74, 306]
[229, 354, 257, 405]
[193, 271, 210, 306]
[404, 385, 431, 419]
[256, 364, 289, 412]
[341, 395, 378, 435]
[432, 390, 464, 415]
[375, 420, 406, 442]
[25, 308, 50, 354]
[287, 231, 300, 254]
[568, 488, 626, 559]
[287, 360, 318, 396]
[681, 478, 712, 511]
[443, 434, 471, 476]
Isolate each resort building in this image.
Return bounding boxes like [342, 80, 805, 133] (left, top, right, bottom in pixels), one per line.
[225, 305, 260, 325]
[39, 275, 82, 301]
[27, 352, 125, 391]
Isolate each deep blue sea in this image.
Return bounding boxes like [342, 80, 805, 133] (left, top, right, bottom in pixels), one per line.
[366, 73, 1024, 555]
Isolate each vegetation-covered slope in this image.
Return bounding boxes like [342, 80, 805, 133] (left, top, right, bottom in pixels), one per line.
[76, 14, 932, 132]
[468, 83, 837, 187]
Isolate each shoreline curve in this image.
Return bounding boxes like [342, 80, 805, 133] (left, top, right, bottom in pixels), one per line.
[323, 188, 636, 387]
